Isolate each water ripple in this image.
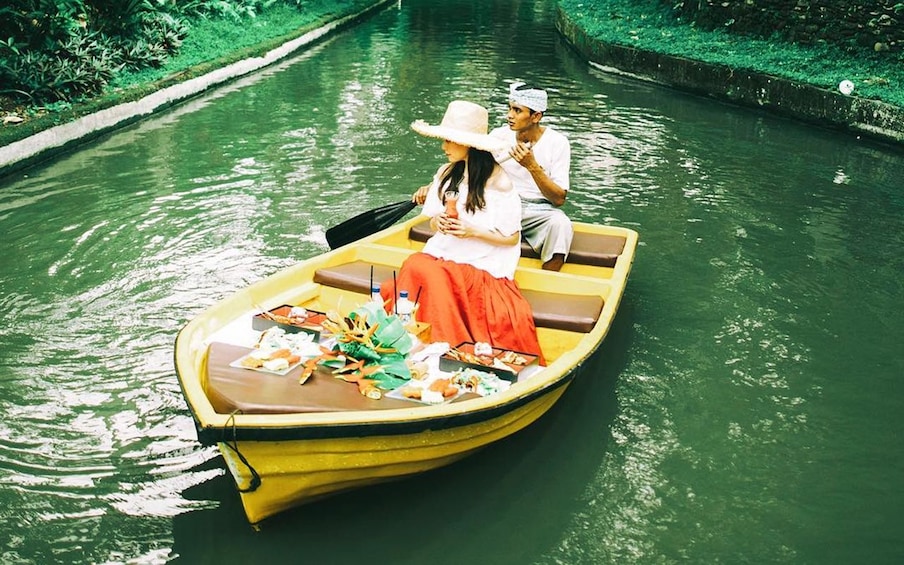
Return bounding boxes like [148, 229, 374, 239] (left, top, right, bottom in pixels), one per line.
[2, 1, 904, 563]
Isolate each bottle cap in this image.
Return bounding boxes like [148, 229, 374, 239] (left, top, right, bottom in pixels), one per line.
[371, 284, 380, 293]
[400, 290, 409, 298]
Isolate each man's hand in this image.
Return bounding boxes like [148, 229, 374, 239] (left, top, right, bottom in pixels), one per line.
[412, 183, 430, 205]
[508, 140, 566, 207]
[508, 141, 537, 170]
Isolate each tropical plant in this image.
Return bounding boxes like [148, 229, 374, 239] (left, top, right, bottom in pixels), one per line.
[0, 0, 192, 104]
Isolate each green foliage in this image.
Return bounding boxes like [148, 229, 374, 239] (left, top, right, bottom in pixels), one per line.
[0, 36, 22, 58]
[3, 29, 119, 102]
[0, 0, 323, 104]
[87, 0, 151, 36]
[109, 2, 326, 90]
[0, 0, 187, 103]
[0, 1, 79, 52]
[180, 0, 282, 20]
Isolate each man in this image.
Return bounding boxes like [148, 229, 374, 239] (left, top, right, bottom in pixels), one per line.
[490, 82, 573, 271]
[412, 82, 573, 271]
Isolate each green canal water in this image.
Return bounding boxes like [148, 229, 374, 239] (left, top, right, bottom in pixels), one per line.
[1, 0, 902, 563]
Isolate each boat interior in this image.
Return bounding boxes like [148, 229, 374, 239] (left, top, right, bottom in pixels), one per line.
[202, 218, 630, 416]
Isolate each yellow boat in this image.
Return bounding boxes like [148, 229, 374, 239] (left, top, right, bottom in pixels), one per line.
[174, 214, 638, 524]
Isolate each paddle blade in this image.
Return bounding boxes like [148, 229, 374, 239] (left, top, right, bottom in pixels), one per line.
[325, 199, 417, 249]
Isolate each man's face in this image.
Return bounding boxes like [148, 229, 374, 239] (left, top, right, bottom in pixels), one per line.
[506, 102, 540, 131]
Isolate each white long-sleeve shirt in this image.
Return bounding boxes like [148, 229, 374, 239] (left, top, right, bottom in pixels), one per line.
[420, 166, 522, 280]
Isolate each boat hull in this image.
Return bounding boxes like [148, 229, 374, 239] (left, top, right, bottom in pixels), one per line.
[220, 384, 569, 523]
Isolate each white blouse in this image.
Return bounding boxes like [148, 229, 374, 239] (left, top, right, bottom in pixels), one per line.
[420, 166, 522, 279]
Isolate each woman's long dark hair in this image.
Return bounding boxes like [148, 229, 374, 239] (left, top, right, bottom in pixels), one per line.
[437, 147, 496, 213]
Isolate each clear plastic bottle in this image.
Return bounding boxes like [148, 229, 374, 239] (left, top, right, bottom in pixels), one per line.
[396, 290, 414, 326]
[370, 283, 383, 307]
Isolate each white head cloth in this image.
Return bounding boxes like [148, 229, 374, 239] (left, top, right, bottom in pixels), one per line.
[508, 81, 548, 113]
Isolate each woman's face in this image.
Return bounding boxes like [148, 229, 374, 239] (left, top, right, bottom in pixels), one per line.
[442, 139, 469, 163]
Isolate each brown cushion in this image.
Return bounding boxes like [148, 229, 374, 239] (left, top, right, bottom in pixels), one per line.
[521, 289, 602, 333]
[314, 261, 604, 333]
[408, 219, 625, 267]
[313, 261, 398, 294]
[567, 231, 626, 268]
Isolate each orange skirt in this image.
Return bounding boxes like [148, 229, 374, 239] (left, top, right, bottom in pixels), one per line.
[380, 253, 543, 362]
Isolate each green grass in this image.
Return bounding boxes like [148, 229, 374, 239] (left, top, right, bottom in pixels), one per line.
[110, 2, 371, 90]
[558, 0, 904, 107]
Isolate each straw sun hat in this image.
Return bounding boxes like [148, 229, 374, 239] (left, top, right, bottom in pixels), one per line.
[411, 100, 507, 153]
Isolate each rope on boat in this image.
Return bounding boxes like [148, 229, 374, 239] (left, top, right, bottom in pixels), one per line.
[223, 410, 262, 493]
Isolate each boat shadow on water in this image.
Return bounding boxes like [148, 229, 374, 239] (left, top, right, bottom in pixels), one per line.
[171, 297, 637, 564]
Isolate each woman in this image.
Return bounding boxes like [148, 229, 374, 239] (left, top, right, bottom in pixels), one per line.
[381, 100, 542, 359]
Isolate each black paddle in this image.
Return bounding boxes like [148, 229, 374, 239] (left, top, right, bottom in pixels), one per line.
[325, 199, 417, 249]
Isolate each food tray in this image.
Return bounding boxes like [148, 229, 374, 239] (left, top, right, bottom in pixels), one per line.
[439, 342, 538, 382]
[252, 305, 326, 339]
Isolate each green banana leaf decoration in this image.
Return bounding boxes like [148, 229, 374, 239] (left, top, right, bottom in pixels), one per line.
[326, 303, 415, 390]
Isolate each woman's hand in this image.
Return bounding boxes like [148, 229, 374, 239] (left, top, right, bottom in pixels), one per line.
[436, 214, 516, 245]
[436, 214, 467, 237]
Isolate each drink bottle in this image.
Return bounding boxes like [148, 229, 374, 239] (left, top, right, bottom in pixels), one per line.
[370, 283, 383, 307]
[397, 290, 414, 326]
[444, 190, 459, 219]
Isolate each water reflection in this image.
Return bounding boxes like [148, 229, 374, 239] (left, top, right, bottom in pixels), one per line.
[1, 0, 903, 562]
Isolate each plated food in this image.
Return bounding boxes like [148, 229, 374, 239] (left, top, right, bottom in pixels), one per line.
[230, 327, 323, 376]
[230, 350, 304, 376]
[252, 305, 327, 338]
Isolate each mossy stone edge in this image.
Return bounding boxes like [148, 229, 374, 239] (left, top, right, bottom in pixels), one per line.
[555, 6, 904, 147]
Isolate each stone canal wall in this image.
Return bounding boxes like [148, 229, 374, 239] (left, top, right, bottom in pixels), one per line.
[663, 0, 902, 55]
[555, 6, 904, 146]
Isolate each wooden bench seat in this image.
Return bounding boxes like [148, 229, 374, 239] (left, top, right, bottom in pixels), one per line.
[206, 342, 479, 415]
[313, 260, 603, 333]
[408, 219, 626, 268]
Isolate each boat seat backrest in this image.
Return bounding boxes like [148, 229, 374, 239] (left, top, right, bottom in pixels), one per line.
[313, 260, 603, 333]
[407, 219, 626, 268]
